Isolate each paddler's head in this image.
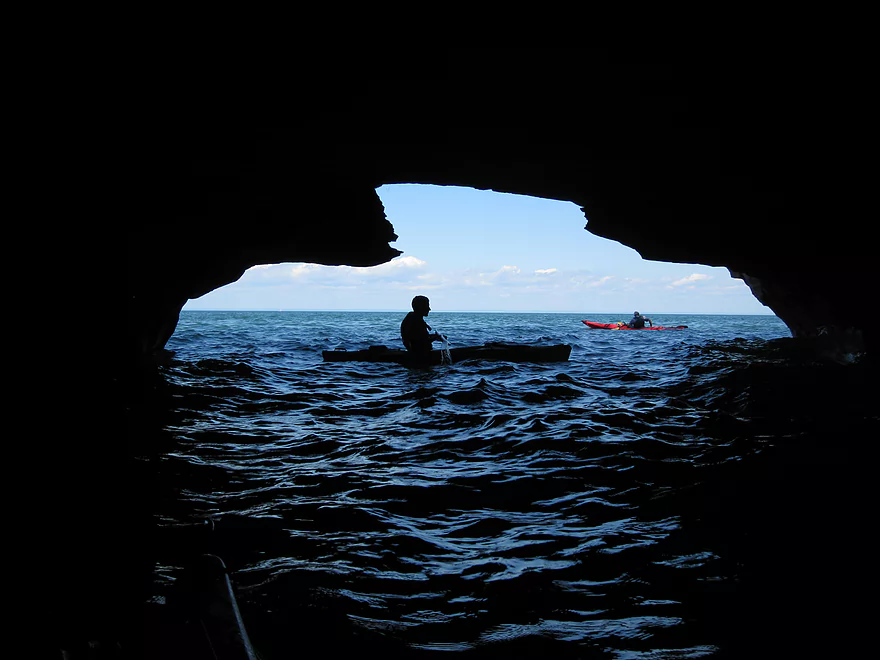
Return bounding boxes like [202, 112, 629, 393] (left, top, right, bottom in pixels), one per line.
[633, 311, 640, 317]
[412, 295, 431, 316]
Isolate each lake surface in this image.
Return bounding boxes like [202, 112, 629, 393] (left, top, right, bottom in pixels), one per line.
[136, 311, 873, 658]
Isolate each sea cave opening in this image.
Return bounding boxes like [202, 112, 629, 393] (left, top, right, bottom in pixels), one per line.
[182, 184, 771, 319]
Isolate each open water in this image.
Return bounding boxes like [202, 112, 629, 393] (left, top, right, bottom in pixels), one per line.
[138, 311, 874, 658]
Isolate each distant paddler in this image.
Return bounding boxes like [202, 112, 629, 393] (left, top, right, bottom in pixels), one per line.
[623, 311, 653, 329]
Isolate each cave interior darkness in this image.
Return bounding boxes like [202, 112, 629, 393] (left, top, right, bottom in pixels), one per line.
[71, 45, 875, 658]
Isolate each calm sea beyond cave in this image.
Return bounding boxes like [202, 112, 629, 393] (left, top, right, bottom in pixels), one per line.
[135, 311, 874, 658]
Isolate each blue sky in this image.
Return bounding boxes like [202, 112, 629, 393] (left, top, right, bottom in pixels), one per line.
[184, 184, 772, 315]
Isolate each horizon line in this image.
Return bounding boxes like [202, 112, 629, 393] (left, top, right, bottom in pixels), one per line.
[181, 308, 778, 316]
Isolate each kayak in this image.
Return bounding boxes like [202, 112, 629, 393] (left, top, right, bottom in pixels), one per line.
[582, 320, 688, 331]
[323, 342, 572, 364]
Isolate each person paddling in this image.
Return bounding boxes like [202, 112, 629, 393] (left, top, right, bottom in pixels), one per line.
[400, 296, 445, 364]
[626, 311, 653, 329]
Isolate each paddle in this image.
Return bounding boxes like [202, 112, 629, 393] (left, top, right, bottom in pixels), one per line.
[432, 328, 452, 364]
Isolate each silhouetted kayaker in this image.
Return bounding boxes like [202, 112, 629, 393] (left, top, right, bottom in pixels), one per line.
[626, 311, 653, 329]
[401, 296, 445, 363]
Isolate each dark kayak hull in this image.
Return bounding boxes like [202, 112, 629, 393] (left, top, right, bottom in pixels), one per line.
[323, 343, 572, 364]
[582, 320, 688, 331]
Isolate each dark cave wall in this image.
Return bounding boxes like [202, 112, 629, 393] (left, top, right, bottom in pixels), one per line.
[131, 47, 874, 366]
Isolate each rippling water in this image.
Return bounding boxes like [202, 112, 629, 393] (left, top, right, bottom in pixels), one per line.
[137, 311, 874, 658]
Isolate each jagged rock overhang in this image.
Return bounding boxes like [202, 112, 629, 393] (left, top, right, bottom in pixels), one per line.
[132, 47, 873, 361]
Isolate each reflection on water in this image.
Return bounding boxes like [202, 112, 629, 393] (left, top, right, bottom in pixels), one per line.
[135, 312, 873, 658]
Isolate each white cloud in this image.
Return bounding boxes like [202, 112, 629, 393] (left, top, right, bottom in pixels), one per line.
[363, 255, 426, 274]
[243, 256, 428, 284]
[289, 263, 323, 279]
[566, 274, 615, 288]
[202, 257, 760, 314]
[478, 265, 521, 284]
[669, 273, 711, 287]
[237, 263, 314, 285]
[589, 275, 615, 287]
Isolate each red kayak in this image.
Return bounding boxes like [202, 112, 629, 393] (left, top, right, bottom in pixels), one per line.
[582, 320, 688, 331]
